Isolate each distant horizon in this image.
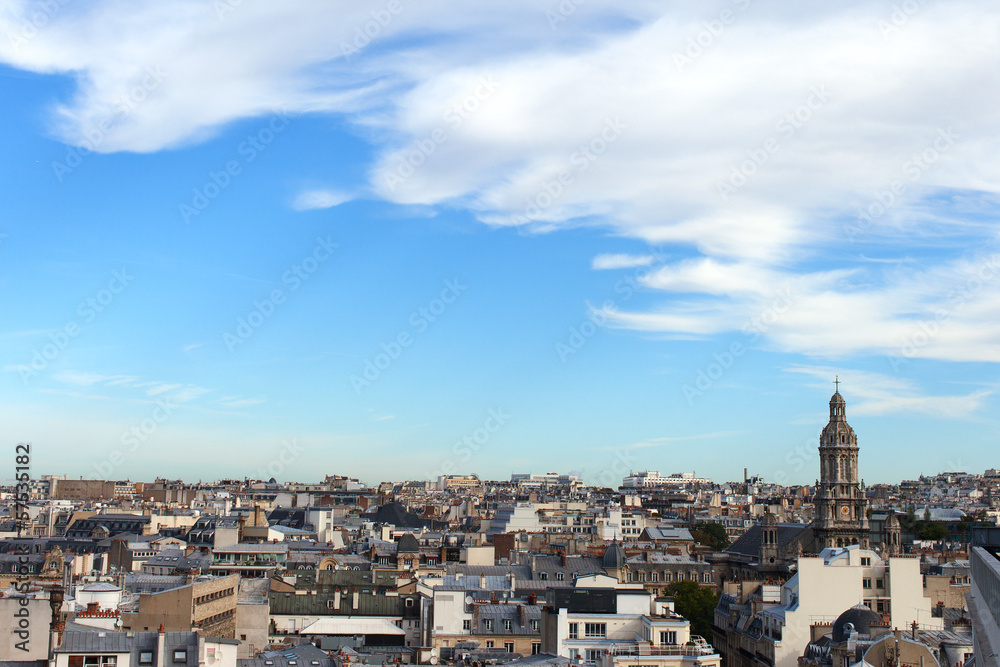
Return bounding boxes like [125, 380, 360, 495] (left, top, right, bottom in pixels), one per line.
[5, 463, 987, 490]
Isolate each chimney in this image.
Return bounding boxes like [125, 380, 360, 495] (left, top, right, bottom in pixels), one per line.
[560, 552, 567, 567]
[157, 625, 166, 667]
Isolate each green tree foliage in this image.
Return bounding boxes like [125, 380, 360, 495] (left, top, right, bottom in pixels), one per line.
[915, 521, 949, 541]
[691, 522, 730, 551]
[664, 580, 719, 640]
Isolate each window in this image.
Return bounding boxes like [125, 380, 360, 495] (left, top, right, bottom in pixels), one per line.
[863, 578, 872, 589]
[485, 619, 494, 631]
[651, 572, 659, 582]
[586, 649, 602, 664]
[504, 620, 512, 631]
[569, 623, 579, 639]
[532, 642, 541, 655]
[505, 642, 514, 652]
[486, 641, 494, 649]
[80, 658, 118, 667]
[531, 620, 539, 632]
[584, 623, 606, 638]
[663, 572, 672, 582]
[140, 653, 154, 665]
[463, 620, 471, 631]
[660, 631, 677, 645]
[876, 578, 884, 589]
[861, 557, 871, 566]
[556, 572, 564, 581]
[405, 598, 414, 607]
[173, 649, 187, 663]
[539, 572, 548, 580]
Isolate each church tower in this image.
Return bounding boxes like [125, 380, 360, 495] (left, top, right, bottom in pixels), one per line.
[813, 380, 870, 550]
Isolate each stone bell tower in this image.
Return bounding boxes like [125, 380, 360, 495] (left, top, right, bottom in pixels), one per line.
[813, 379, 870, 550]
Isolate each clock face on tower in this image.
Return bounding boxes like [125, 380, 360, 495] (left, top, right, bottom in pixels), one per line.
[840, 505, 851, 520]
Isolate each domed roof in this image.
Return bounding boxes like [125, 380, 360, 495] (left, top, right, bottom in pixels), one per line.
[830, 391, 846, 405]
[602, 540, 626, 569]
[832, 604, 883, 642]
[762, 512, 778, 526]
[397, 533, 420, 553]
[885, 512, 900, 527]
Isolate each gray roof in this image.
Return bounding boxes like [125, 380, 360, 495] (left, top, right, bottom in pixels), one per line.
[239, 643, 335, 667]
[726, 523, 811, 558]
[80, 582, 122, 592]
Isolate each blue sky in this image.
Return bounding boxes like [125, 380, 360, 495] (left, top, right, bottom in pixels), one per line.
[1, 0, 999, 485]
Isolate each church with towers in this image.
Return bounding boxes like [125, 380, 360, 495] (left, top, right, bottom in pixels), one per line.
[722, 381, 902, 578]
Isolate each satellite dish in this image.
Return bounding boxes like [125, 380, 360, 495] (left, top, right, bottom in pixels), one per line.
[465, 596, 473, 605]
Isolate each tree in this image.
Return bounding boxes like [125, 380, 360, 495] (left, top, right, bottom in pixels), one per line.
[664, 580, 719, 640]
[691, 522, 730, 551]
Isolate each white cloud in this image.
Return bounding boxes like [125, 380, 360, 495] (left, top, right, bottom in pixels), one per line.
[219, 396, 267, 408]
[146, 383, 182, 396]
[785, 365, 992, 418]
[53, 371, 117, 386]
[5, 1, 1000, 363]
[592, 253, 655, 270]
[291, 189, 353, 211]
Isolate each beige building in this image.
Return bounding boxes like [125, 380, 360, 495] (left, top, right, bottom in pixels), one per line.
[122, 574, 239, 639]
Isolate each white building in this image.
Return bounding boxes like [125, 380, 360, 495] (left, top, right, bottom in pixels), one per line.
[751, 546, 941, 667]
[490, 503, 543, 534]
[622, 472, 712, 488]
[541, 579, 720, 667]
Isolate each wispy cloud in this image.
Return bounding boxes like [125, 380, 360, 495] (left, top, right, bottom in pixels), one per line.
[219, 396, 267, 408]
[592, 253, 655, 270]
[291, 189, 353, 211]
[602, 430, 741, 451]
[785, 365, 992, 418]
[182, 343, 202, 352]
[146, 383, 182, 396]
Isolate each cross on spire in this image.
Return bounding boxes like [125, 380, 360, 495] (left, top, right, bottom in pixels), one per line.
[833, 375, 840, 393]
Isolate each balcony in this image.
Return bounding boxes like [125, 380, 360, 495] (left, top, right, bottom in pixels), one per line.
[608, 640, 718, 658]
